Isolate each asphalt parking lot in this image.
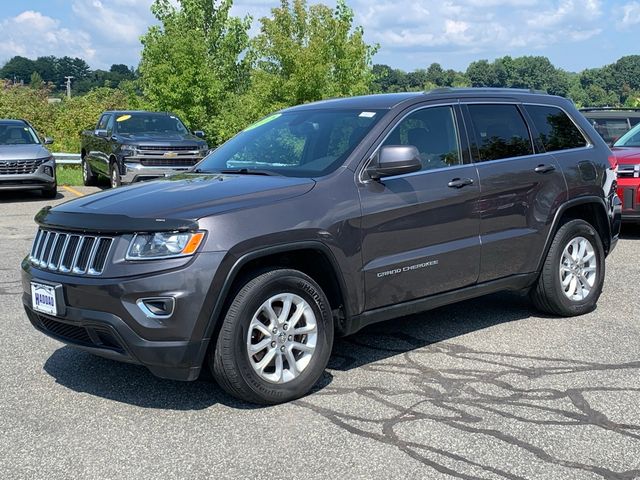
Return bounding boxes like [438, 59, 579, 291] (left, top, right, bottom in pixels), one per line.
[1, 187, 640, 479]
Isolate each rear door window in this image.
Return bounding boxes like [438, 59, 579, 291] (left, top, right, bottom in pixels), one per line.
[525, 105, 587, 151]
[466, 104, 534, 161]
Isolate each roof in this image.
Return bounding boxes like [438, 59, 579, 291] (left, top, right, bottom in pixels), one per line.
[283, 88, 562, 112]
[102, 110, 175, 116]
[0, 119, 27, 125]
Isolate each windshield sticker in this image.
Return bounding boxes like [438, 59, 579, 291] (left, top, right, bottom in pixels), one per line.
[359, 111, 376, 118]
[116, 114, 132, 122]
[243, 114, 281, 132]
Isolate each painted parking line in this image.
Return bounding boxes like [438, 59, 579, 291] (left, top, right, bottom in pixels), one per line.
[62, 185, 85, 197]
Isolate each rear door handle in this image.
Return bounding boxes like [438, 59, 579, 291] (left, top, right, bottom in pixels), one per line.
[534, 164, 556, 174]
[447, 177, 474, 188]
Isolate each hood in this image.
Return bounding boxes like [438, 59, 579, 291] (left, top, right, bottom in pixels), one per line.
[0, 144, 51, 161]
[118, 132, 205, 146]
[38, 173, 315, 233]
[611, 147, 640, 164]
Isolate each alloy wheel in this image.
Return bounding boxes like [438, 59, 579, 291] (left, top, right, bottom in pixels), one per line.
[559, 236, 597, 301]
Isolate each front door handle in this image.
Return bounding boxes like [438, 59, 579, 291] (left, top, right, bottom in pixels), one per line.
[448, 177, 474, 188]
[534, 164, 556, 174]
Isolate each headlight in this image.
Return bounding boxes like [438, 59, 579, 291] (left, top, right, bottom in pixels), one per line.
[126, 231, 205, 260]
[120, 145, 137, 156]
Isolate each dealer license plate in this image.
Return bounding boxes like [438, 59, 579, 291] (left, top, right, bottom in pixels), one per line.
[31, 282, 58, 316]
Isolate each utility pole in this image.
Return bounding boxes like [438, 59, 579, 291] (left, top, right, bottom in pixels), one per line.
[64, 76, 74, 98]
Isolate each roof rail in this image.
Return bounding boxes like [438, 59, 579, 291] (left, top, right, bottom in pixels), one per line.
[579, 107, 640, 112]
[424, 87, 547, 95]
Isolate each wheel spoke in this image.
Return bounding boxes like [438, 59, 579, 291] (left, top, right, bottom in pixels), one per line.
[278, 294, 293, 324]
[284, 347, 298, 376]
[251, 321, 272, 337]
[293, 322, 317, 335]
[567, 276, 578, 297]
[292, 341, 314, 353]
[561, 273, 573, 287]
[249, 337, 272, 354]
[274, 352, 284, 383]
[254, 348, 276, 373]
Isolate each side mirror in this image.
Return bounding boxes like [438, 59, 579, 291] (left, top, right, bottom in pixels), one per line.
[194, 130, 205, 138]
[44, 137, 54, 145]
[367, 145, 422, 180]
[95, 129, 108, 138]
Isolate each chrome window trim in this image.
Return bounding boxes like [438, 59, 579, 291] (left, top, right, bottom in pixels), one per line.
[358, 102, 463, 184]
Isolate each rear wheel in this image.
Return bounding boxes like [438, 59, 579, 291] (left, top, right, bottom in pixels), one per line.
[531, 219, 605, 316]
[109, 161, 121, 189]
[82, 157, 96, 186]
[211, 269, 334, 404]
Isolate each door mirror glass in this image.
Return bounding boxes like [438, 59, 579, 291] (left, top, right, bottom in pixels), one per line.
[95, 129, 109, 138]
[368, 145, 422, 180]
[194, 130, 205, 138]
[43, 137, 54, 145]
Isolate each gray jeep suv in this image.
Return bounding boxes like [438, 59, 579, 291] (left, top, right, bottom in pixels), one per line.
[0, 119, 56, 197]
[21, 88, 621, 404]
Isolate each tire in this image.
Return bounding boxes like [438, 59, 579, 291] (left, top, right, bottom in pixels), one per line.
[211, 269, 334, 404]
[82, 157, 96, 186]
[109, 161, 121, 189]
[41, 183, 57, 199]
[531, 219, 605, 316]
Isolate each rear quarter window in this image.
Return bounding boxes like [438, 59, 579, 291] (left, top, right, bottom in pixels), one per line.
[526, 105, 588, 152]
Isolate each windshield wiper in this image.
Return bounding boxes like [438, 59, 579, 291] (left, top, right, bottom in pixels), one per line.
[219, 168, 281, 176]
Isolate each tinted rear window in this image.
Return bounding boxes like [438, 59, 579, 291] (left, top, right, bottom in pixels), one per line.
[583, 116, 630, 144]
[526, 105, 587, 152]
[467, 104, 534, 161]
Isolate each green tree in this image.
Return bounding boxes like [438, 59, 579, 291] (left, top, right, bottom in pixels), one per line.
[30, 72, 44, 90]
[247, 0, 378, 110]
[0, 56, 36, 83]
[139, 0, 251, 144]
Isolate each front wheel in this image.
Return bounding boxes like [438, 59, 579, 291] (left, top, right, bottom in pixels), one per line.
[531, 219, 605, 316]
[41, 183, 57, 199]
[82, 157, 96, 186]
[109, 162, 121, 189]
[211, 269, 334, 404]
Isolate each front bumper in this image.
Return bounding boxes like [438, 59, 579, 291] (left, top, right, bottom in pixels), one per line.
[21, 251, 225, 381]
[0, 158, 56, 191]
[617, 178, 640, 222]
[121, 160, 203, 184]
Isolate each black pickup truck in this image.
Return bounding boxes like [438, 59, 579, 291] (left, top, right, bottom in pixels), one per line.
[80, 111, 209, 188]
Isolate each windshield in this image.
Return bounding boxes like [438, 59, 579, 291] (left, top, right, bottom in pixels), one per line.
[614, 122, 640, 147]
[196, 108, 385, 178]
[115, 114, 189, 135]
[0, 123, 40, 145]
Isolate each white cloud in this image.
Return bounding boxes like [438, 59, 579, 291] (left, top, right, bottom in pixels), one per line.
[71, 0, 154, 45]
[617, 1, 640, 28]
[0, 10, 95, 63]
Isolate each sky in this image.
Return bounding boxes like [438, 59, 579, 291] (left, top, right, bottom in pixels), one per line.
[0, 0, 638, 73]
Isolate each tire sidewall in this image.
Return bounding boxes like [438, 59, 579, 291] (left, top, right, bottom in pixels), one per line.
[223, 271, 333, 403]
[110, 163, 121, 188]
[549, 220, 605, 314]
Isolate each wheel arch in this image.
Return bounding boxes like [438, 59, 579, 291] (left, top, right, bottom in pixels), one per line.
[202, 241, 352, 354]
[537, 197, 612, 274]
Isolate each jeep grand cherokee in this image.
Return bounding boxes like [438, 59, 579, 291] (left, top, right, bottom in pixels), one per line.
[22, 88, 621, 404]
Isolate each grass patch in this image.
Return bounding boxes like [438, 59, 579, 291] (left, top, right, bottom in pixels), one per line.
[56, 165, 83, 186]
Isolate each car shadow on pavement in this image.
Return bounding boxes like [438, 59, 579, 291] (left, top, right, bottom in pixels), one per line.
[0, 190, 64, 202]
[42, 292, 531, 411]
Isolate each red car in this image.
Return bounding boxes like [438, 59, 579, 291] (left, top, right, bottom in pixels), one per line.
[612, 123, 640, 221]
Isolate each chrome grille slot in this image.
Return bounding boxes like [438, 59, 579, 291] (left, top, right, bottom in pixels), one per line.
[29, 229, 114, 276]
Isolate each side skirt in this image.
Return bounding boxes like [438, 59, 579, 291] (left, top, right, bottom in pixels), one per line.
[343, 273, 538, 336]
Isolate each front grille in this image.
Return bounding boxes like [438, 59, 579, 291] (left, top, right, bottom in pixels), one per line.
[138, 145, 197, 152]
[0, 157, 48, 175]
[30, 229, 114, 275]
[140, 158, 200, 167]
[34, 314, 124, 353]
[618, 165, 640, 178]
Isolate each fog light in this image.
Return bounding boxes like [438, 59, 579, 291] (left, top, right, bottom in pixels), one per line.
[44, 166, 53, 177]
[136, 297, 175, 318]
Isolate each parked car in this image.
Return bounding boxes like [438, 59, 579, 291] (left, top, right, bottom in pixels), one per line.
[80, 111, 209, 188]
[611, 122, 640, 221]
[580, 107, 640, 144]
[0, 119, 56, 198]
[23, 88, 621, 404]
